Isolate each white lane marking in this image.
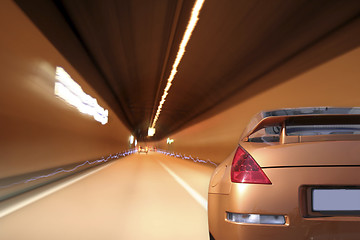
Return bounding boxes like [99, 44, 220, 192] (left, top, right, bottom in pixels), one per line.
[158, 160, 207, 210]
[0, 163, 112, 218]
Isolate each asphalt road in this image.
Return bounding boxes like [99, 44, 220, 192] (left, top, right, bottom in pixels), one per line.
[0, 152, 215, 240]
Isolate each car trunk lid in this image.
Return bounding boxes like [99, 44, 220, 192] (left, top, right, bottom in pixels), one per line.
[242, 141, 360, 168]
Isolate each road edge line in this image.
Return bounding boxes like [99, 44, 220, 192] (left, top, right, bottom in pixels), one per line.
[158, 160, 207, 210]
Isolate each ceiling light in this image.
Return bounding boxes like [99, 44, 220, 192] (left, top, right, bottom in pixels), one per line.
[148, 128, 156, 136]
[150, 0, 205, 129]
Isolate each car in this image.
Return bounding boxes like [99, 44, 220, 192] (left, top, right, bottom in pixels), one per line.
[138, 146, 148, 154]
[208, 107, 360, 240]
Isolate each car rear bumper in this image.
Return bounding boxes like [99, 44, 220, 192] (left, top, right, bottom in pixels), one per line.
[208, 167, 360, 240]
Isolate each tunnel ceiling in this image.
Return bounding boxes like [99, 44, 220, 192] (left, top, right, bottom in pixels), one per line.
[15, 0, 360, 140]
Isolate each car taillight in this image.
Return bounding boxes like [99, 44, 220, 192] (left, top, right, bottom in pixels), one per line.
[231, 146, 271, 184]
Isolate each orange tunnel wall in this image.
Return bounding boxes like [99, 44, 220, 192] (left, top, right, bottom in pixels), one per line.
[0, 1, 131, 178]
[155, 47, 360, 164]
[2, 0, 360, 178]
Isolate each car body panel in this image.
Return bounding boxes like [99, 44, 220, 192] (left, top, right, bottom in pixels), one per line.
[209, 149, 235, 194]
[241, 141, 360, 168]
[209, 167, 360, 240]
[208, 107, 360, 239]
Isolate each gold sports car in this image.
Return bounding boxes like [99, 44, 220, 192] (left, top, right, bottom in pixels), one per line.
[208, 107, 360, 240]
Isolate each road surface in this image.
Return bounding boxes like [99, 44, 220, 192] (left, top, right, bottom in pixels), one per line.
[0, 152, 215, 240]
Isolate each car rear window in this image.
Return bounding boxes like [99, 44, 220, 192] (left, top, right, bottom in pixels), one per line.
[286, 124, 360, 136]
[248, 124, 360, 143]
[248, 126, 281, 143]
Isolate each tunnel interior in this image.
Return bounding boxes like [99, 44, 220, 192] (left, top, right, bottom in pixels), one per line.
[0, 0, 360, 239]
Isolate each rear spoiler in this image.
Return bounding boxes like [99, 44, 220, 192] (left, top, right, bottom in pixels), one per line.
[242, 114, 360, 143]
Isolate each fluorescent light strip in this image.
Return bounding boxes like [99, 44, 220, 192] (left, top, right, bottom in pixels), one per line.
[0, 164, 112, 218]
[0, 150, 135, 189]
[156, 149, 218, 167]
[151, 0, 205, 129]
[55, 67, 108, 125]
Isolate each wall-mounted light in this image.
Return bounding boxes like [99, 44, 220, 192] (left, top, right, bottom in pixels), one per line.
[148, 128, 156, 137]
[55, 66, 108, 125]
[167, 138, 174, 144]
[129, 135, 134, 144]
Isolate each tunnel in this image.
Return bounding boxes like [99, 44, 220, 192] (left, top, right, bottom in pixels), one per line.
[0, 0, 360, 239]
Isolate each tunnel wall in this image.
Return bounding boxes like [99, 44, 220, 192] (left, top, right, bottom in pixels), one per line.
[155, 47, 360, 164]
[0, 0, 131, 178]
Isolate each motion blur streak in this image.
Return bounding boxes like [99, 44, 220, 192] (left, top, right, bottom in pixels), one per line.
[55, 66, 108, 125]
[0, 150, 135, 189]
[0, 163, 111, 218]
[157, 149, 218, 166]
[151, 0, 205, 129]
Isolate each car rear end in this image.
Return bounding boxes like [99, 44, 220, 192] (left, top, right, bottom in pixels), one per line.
[138, 146, 148, 154]
[208, 107, 360, 240]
